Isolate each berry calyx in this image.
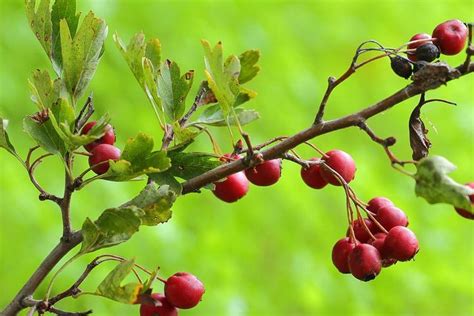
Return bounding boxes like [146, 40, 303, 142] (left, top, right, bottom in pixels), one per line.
[88, 144, 121, 175]
[375, 205, 408, 231]
[454, 182, 474, 220]
[347, 218, 379, 243]
[81, 121, 116, 152]
[212, 171, 249, 203]
[415, 43, 440, 62]
[300, 158, 328, 189]
[367, 197, 393, 214]
[432, 19, 468, 55]
[245, 159, 282, 186]
[390, 56, 412, 79]
[383, 226, 419, 261]
[164, 272, 205, 309]
[331, 237, 356, 274]
[348, 244, 382, 281]
[140, 293, 178, 316]
[320, 150, 356, 186]
[407, 33, 432, 61]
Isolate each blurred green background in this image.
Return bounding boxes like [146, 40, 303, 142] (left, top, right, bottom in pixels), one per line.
[1, 0, 473, 315]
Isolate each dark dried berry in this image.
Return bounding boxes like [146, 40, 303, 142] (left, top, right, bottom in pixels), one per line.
[390, 56, 412, 79]
[413, 61, 429, 73]
[415, 43, 440, 62]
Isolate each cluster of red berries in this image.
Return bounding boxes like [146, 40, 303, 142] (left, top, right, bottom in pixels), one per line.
[455, 182, 474, 220]
[332, 197, 419, 281]
[81, 121, 121, 175]
[140, 272, 205, 316]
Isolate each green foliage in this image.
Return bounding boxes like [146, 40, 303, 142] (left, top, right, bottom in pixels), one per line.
[238, 50, 261, 84]
[28, 69, 61, 110]
[191, 104, 259, 127]
[23, 109, 67, 156]
[25, 0, 52, 59]
[79, 184, 176, 255]
[0, 118, 23, 164]
[96, 259, 143, 304]
[415, 156, 473, 212]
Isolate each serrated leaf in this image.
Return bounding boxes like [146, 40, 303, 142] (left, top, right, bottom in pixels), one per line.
[239, 49, 260, 84]
[235, 87, 257, 107]
[79, 185, 175, 255]
[51, 0, 80, 73]
[23, 109, 67, 156]
[190, 104, 259, 127]
[142, 58, 162, 111]
[145, 38, 161, 73]
[25, 0, 52, 59]
[114, 32, 147, 89]
[59, 113, 110, 149]
[173, 124, 201, 144]
[149, 173, 182, 195]
[61, 11, 108, 100]
[157, 60, 194, 122]
[28, 69, 61, 110]
[415, 156, 473, 211]
[1, 119, 23, 163]
[51, 97, 75, 127]
[96, 259, 143, 304]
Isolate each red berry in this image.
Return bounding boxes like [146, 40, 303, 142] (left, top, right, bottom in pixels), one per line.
[348, 244, 382, 281]
[347, 218, 379, 243]
[164, 272, 205, 309]
[81, 121, 116, 152]
[88, 144, 121, 175]
[320, 150, 356, 186]
[455, 182, 474, 220]
[384, 226, 419, 261]
[212, 171, 249, 203]
[245, 159, 282, 186]
[300, 158, 328, 189]
[332, 237, 356, 274]
[370, 233, 396, 267]
[367, 197, 394, 214]
[407, 33, 432, 61]
[432, 19, 467, 55]
[375, 205, 408, 230]
[140, 293, 178, 316]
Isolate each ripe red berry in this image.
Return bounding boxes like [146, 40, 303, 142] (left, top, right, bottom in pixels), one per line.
[164, 272, 205, 309]
[332, 237, 356, 274]
[455, 182, 474, 220]
[88, 144, 121, 175]
[375, 205, 408, 231]
[140, 293, 178, 316]
[320, 150, 356, 186]
[407, 33, 432, 61]
[347, 218, 379, 243]
[212, 171, 249, 203]
[245, 159, 282, 186]
[384, 226, 419, 261]
[348, 244, 382, 281]
[81, 121, 116, 152]
[367, 197, 393, 214]
[300, 158, 328, 189]
[432, 19, 468, 55]
[370, 233, 396, 267]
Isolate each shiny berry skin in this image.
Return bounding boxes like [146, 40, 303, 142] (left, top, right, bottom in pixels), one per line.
[367, 197, 393, 214]
[370, 233, 396, 267]
[300, 158, 328, 189]
[455, 182, 474, 219]
[81, 121, 116, 152]
[332, 237, 356, 274]
[375, 205, 408, 231]
[415, 43, 440, 62]
[320, 150, 356, 186]
[164, 272, 205, 309]
[384, 226, 419, 261]
[347, 218, 379, 243]
[88, 144, 121, 175]
[245, 159, 282, 186]
[407, 33, 432, 61]
[348, 244, 382, 282]
[140, 293, 178, 316]
[212, 171, 249, 203]
[390, 56, 412, 79]
[432, 19, 468, 55]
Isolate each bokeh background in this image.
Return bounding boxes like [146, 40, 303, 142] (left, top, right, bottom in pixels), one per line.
[1, 0, 473, 315]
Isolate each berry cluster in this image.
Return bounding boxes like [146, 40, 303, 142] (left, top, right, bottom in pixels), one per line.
[332, 197, 419, 281]
[81, 121, 121, 175]
[140, 272, 205, 316]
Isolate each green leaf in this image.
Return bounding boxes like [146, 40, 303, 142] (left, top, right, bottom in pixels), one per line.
[0, 119, 23, 164]
[105, 133, 171, 181]
[145, 38, 161, 72]
[25, 0, 52, 59]
[149, 172, 182, 195]
[114, 32, 147, 89]
[23, 109, 67, 156]
[79, 185, 175, 255]
[96, 259, 143, 304]
[190, 104, 259, 127]
[172, 124, 201, 145]
[238, 49, 260, 84]
[51, 0, 80, 73]
[157, 60, 194, 122]
[61, 11, 108, 101]
[28, 69, 61, 110]
[58, 113, 110, 149]
[415, 156, 473, 212]
[51, 97, 75, 127]
[235, 87, 257, 107]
